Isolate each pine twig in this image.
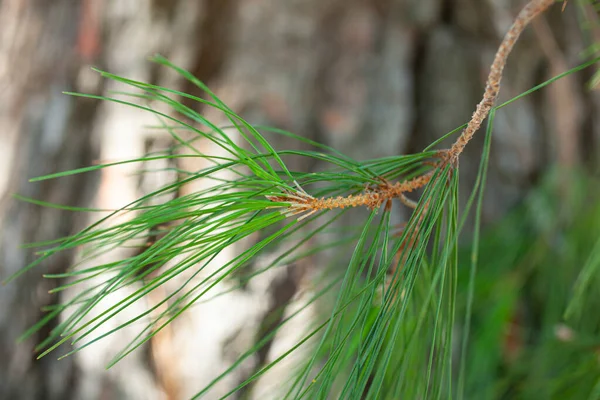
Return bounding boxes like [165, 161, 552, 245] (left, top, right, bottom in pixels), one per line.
[446, 0, 555, 161]
[267, 0, 556, 217]
[267, 171, 435, 219]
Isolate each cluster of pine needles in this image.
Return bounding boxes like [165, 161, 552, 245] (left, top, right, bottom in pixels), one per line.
[9, 0, 600, 398]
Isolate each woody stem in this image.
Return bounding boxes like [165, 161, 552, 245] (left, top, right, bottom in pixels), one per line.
[447, 0, 555, 162]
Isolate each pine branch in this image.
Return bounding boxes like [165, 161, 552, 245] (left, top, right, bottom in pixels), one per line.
[11, 0, 600, 398]
[265, 0, 557, 219]
[447, 0, 556, 161]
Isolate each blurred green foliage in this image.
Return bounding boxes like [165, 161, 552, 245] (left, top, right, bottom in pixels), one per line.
[460, 169, 600, 399]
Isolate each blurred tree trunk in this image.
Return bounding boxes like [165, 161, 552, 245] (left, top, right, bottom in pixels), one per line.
[0, 0, 596, 399]
[0, 1, 99, 399]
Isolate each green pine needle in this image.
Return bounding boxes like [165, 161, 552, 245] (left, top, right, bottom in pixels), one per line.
[11, 50, 600, 399]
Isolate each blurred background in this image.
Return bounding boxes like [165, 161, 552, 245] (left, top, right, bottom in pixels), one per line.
[1, 0, 599, 399]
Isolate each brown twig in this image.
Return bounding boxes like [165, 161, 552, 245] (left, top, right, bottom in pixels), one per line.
[267, 0, 556, 217]
[446, 0, 555, 162]
[266, 171, 433, 219]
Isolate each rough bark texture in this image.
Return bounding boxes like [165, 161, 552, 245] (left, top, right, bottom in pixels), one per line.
[0, 2, 98, 399]
[0, 0, 597, 399]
